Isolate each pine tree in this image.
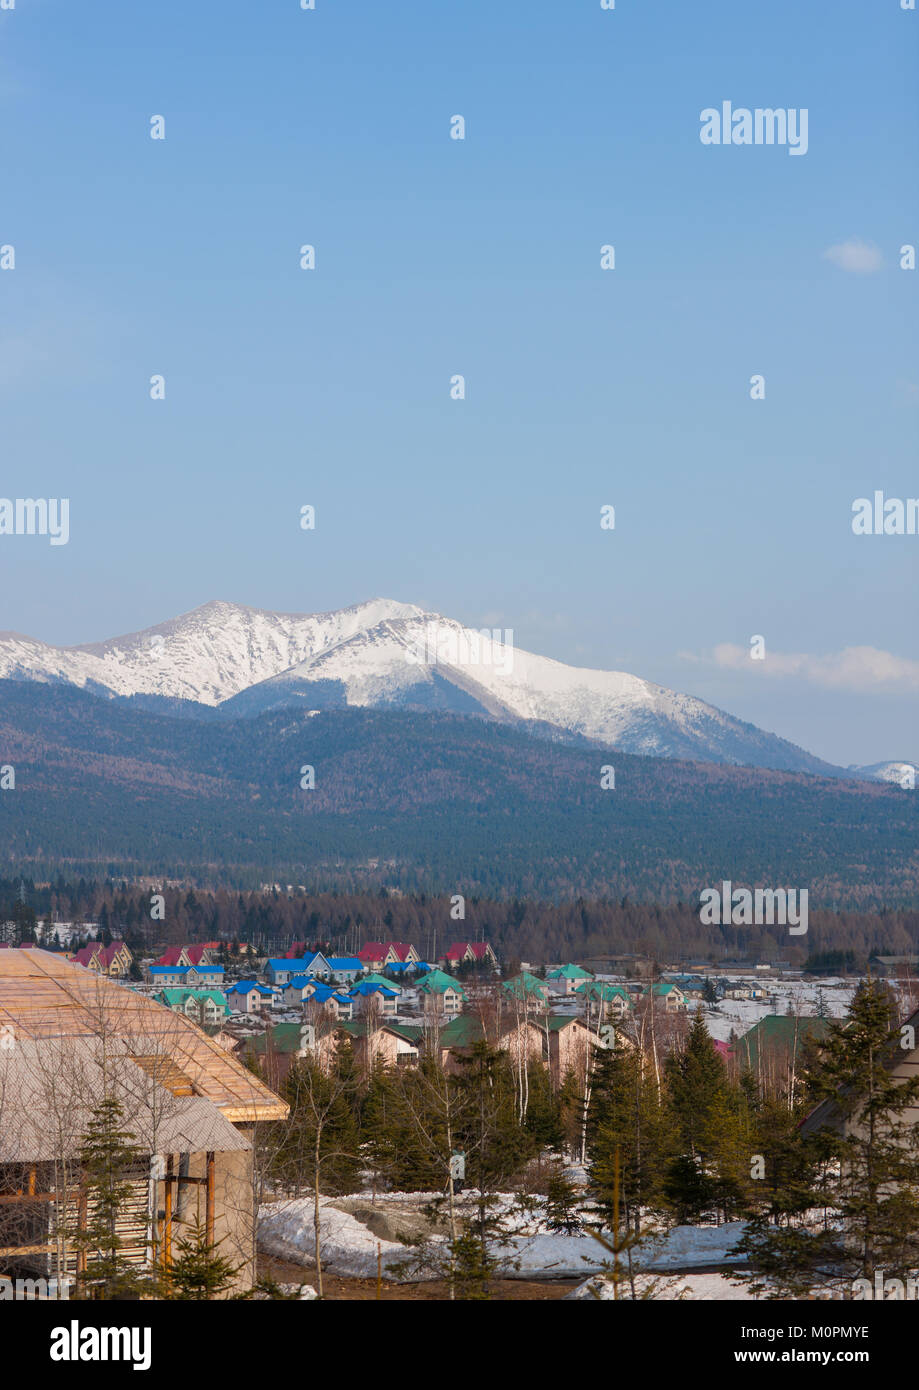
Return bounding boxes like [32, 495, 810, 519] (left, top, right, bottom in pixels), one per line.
[165, 1215, 241, 1299]
[587, 1045, 666, 1232]
[737, 981, 919, 1297]
[545, 1161, 582, 1234]
[662, 1014, 735, 1222]
[72, 1097, 152, 1300]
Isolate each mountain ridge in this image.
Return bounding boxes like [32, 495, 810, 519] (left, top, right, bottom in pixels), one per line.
[0, 598, 888, 777]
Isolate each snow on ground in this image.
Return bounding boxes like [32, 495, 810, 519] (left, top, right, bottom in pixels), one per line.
[564, 1272, 753, 1300]
[258, 1192, 748, 1284]
[258, 1194, 444, 1279]
[694, 980, 857, 1044]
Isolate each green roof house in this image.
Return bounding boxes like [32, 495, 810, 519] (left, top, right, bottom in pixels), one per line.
[417, 969, 466, 1017]
[361, 972, 402, 994]
[575, 980, 633, 1020]
[502, 972, 549, 1005]
[155, 988, 228, 1025]
[731, 1014, 829, 1076]
[642, 981, 687, 1011]
[546, 963, 593, 996]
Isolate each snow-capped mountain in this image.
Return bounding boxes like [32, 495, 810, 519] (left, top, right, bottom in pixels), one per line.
[849, 760, 917, 787]
[0, 599, 844, 774]
[0, 599, 423, 706]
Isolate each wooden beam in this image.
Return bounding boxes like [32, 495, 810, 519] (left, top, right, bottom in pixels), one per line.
[0, 1243, 57, 1257]
[76, 1188, 87, 1276]
[205, 1151, 215, 1247]
[163, 1155, 173, 1268]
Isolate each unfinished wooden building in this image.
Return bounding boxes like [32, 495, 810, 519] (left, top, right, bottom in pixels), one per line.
[0, 949, 287, 1294]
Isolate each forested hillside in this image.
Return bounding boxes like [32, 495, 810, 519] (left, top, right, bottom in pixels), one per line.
[3, 877, 918, 972]
[0, 682, 916, 906]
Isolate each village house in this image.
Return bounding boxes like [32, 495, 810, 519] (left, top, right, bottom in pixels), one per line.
[148, 963, 226, 990]
[303, 983, 353, 1022]
[438, 1013, 545, 1075]
[502, 972, 549, 1008]
[154, 988, 228, 1027]
[665, 975, 708, 1001]
[239, 1022, 322, 1089]
[349, 981, 398, 1018]
[442, 941, 499, 971]
[868, 955, 919, 979]
[544, 1015, 610, 1088]
[282, 974, 321, 1007]
[798, 1003, 919, 1186]
[643, 982, 687, 1012]
[240, 1019, 347, 1087]
[723, 981, 767, 1001]
[154, 944, 218, 970]
[265, 957, 321, 988]
[325, 956, 363, 986]
[730, 1014, 829, 1090]
[226, 980, 276, 1014]
[546, 963, 593, 996]
[71, 940, 133, 978]
[337, 1020, 422, 1072]
[575, 980, 633, 1022]
[359, 972, 402, 997]
[357, 941, 420, 971]
[417, 969, 466, 1019]
[0, 949, 287, 1295]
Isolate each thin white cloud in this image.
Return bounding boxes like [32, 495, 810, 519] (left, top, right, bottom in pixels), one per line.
[822, 239, 883, 274]
[681, 644, 919, 693]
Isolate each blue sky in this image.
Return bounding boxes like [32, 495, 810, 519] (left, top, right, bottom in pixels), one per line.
[0, 0, 916, 765]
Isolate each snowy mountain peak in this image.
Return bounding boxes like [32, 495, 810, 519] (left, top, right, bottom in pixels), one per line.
[0, 599, 847, 774]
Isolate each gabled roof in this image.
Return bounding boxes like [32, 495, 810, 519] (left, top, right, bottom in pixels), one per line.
[73, 941, 129, 969]
[337, 1019, 420, 1045]
[547, 964, 592, 980]
[245, 1023, 311, 1056]
[266, 957, 313, 972]
[440, 1014, 544, 1049]
[576, 981, 631, 1003]
[732, 1014, 829, 1072]
[502, 972, 547, 1000]
[0, 949, 287, 1122]
[545, 1014, 593, 1032]
[349, 982, 397, 998]
[0, 1039, 251, 1160]
[228, 980, 273, 995]
[439, 1015, 487, 1048]
[357, 942, 387, 960]
[307, 984, 351, 1005]
[384, 942, 416, 961]
[444, 941, 494, 961]
[358, 941, 417, 963]
[361, 972, 402, 991]
[797, 1004, 916, 1138]
[418, 969, 466, 998]
[157, 944, 213, 967]
[157, 988, 227, 1008]
[326, 957, 362, 970]
[157, 947, 186, 967]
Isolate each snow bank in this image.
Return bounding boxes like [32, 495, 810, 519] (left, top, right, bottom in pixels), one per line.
[490, 1220, 748, 1280]
[564, 1271, 753, 1301]
[259, 1194, 748, 1284]
[258, 1195, 446, 1279]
